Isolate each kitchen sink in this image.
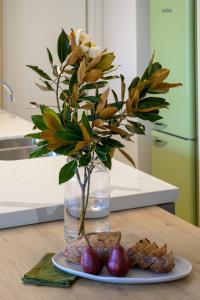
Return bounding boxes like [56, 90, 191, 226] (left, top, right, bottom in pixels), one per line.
[0, 137, 37, 160]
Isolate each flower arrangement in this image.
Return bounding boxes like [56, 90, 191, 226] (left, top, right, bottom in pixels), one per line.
[26, 29, 181, 236]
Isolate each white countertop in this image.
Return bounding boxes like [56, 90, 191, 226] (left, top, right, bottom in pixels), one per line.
[0, 156, 179, 229]
[0, 109, 33, 140]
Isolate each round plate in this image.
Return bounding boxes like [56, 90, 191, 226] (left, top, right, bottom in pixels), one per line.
[52, 251, 192, 284]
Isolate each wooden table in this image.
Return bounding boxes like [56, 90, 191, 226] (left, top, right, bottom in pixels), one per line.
[0, 206, 199, 300]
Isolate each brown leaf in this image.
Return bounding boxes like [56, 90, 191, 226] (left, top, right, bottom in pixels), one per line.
[138, 80, 150, 93]
[43, 110, 62, 131]
[66, 47, 80, 65]
[99, 106, 118, 119]
[120, 75, 126, 101]
[126, 99, 133, 115]
[69, 30, 76, 50]
[41, 129, 65, 150]
[105, 125, 128, 137]
[77, 58, 86, 85]
[110, 148, 116, 158]
[71, 83, 79, 103]
[117, 148, 135, 167]
[149, 68, 170, 88]
[81, 102, 94, 110]
[47, 141, 65, 151]
[96, 88, 109, 114]
[74, 140, 90, 151]
[79, 124, 91, 141]
[92, 119, 104, 128]
[153, 82, 182, 90]
[95, 52, 115, 71]
[84, 69, 103, 83]
[86, 54, 103, 71]
[129, 87, 140, 104]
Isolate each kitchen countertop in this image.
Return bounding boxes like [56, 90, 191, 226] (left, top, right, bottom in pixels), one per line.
[0, 109, 33, 139]
[0, 155, 178, 229]
[0, 206, 198, 300]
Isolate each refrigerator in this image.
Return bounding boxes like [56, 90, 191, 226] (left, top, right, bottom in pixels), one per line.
[150, 0, 197, 224]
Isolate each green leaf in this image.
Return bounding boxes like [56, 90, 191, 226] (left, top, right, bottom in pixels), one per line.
[141, 61, 162, 82]
[79, 153, 91, 166]
[149, 62, 162, 77]
[46, 48, 53, 66]
[96, 144, 111, 154]
[128, 76, 140, 93]
[60, 89, 70, 101]
[111, 89, 118, 103]
[82, 111, 92, 136]
[126, 121, 145, 135]
[69, 69, 77, 94]
[62, 78, 70, 85]
[29, 147, 49, 158]
[134, 111, 163, 122]
[36, 140, 48, 147]
[40, 105, 47, 114]
[65, 121, 82, 136]
[31, 115, 47, 130]
[54, 130, 82, 141]
[101, 138, 125, 148]
[59, 160, 78, 184]
[102, 154, 112, 170]
[148, 88, 169, 95]
[35, 81, 54, 91]
[25, 132, 41, 139]
[54, 144, 75, 155]
[80, 81, 108, 91]
[26, 65, 51, 80]
[103, 75, 120, 80]
[95, 148, 107, 161]
[139, 82, 151, 99]
[138, 97, 169, 109]
[57, 29, 70, 64]
[78, 96, 100, 103]
[111, 101, 124, 110]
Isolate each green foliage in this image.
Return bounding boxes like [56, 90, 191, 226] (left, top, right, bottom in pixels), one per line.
[31, 115, 47, 130]
[26, 65, 51, 80]
[57, 29, 70, 64]
[26, 28, 181, 183]
[29, 147, 49, 158]
[59, 160, 78, 184]
[46, 48, 53, 66]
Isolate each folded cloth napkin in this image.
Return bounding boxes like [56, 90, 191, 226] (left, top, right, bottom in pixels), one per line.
[22, 253, 77, 288]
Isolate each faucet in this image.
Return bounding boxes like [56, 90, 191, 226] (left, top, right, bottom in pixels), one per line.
[0, 80, 15, 102]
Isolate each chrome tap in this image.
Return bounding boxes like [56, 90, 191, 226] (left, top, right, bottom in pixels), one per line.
[0, 80, 15, 102]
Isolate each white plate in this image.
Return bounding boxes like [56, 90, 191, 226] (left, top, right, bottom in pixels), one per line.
[52, 251, 192, 284]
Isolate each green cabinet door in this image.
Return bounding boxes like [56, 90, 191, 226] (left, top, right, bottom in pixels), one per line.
[150, 0, 196, 138]
[152, 130, 197, 224]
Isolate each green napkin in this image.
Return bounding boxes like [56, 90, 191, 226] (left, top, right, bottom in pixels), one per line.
[22, 253, 77, 288]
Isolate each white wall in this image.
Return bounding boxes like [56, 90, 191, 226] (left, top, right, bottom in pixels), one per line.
[2, 0, 151, 173]
[2, 0, 86, 120]
[88, 0, 151, 172]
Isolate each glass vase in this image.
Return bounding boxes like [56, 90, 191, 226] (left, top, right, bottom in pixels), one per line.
[64, 160, 110, 243]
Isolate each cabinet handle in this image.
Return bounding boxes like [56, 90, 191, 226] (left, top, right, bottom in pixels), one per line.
[152, 136, 167, 147]
[152, 122, 167, 130]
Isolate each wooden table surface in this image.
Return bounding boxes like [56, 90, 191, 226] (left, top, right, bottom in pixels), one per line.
[0, 206, 200, 300]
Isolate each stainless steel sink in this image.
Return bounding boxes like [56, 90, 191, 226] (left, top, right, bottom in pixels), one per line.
[0, 137, 37, 160]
